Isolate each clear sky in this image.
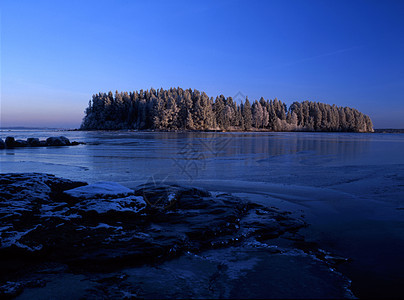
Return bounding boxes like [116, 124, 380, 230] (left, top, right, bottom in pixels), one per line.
[1, 0, 403, 128]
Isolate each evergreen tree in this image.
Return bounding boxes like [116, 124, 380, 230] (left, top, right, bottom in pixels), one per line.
[242, 97, 252, 130]
[252, 101, 264, 128]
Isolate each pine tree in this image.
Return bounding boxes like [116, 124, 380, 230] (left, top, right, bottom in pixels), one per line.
[242, 97, 252, 130]
[252, 101, 264, 128]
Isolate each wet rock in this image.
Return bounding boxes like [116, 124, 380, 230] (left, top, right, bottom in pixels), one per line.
[0, 139, 5, 149]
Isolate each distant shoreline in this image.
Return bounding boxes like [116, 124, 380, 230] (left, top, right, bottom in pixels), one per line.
[73, 128, 404, 134]
[373, 128, 404, 134]
[2, 127, 404, 133]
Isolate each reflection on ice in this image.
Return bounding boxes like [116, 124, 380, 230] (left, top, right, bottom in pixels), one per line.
[1, 131, 403, 201]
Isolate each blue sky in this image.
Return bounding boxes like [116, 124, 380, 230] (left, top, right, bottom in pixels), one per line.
[1, 0, 403, 128]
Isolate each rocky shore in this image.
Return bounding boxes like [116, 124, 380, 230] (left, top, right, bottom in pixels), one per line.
[0, 136, 84, 149]
[0, 173, 354, 298]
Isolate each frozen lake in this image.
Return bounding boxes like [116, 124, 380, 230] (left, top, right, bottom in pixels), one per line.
[1, 129, 403, 298]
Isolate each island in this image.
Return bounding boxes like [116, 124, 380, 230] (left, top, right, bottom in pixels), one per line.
[80, 88, 374, 133]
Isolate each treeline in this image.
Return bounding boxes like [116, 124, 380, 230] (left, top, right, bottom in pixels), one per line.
[80, 87, 373, 132]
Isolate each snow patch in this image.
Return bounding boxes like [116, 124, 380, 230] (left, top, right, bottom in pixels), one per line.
[92, 223, 123, 231]
[40, 204, 81, 220]
[167, 193, 176, 202]
[0, 225, 11, 232]
[1, 225, 42, 251]
[75, 195, 146, 214]
[64, 182, 134, 199]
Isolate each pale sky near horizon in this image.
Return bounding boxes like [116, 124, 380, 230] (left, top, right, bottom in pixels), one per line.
[1, 0, 403, 128]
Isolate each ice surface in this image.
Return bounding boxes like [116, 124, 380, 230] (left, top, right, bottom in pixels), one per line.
[1, 130, 404, 298]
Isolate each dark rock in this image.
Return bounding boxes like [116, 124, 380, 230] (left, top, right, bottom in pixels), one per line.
[1, 137, 81, 149]
[46, 137, 63, 146]
[59, 136, 71, 145]
[5, 137, 15, 147]
[27, 138, 40, 147]
[14, 140, 28, 147]
[134, 182, 210, 210]
[46, 136, 70, 146]
[0, 281, 23, 298]
[0, 174, 306, 270]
